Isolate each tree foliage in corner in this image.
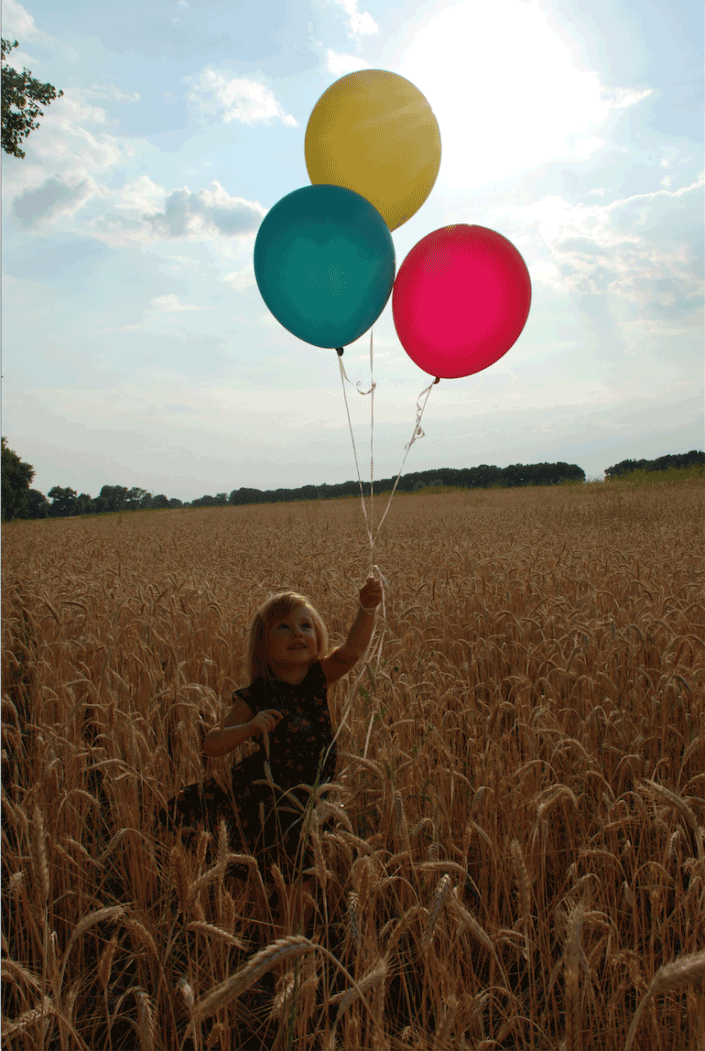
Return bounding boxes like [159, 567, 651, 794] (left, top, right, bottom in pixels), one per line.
[1, 38, 64, 158]
[2, 437, 35, 521]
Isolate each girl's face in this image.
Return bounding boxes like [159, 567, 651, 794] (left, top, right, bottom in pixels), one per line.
[267, 605, 319, 674]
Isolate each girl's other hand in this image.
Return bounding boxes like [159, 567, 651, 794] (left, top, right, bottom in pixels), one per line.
[248, 709, 284, 738]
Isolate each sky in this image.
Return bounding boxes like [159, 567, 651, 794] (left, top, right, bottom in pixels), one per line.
[2, 0, 703, 502]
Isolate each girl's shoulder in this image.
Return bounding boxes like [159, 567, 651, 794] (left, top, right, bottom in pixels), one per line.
[308, 660, 327, 693]
[231, 678, 266, 714]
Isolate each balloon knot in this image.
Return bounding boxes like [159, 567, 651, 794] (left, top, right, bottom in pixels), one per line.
[434, 376, 441, 384]
[336, 347, 344, 357]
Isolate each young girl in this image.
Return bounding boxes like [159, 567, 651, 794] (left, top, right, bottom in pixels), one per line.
[164, 573, 383, 942]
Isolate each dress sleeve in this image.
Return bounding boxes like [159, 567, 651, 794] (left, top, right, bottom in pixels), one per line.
[308, 661, 328, 694]
[231, 684, 261, 717]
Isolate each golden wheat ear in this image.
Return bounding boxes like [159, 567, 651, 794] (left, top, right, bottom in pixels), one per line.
[624, 950, 705, 1051]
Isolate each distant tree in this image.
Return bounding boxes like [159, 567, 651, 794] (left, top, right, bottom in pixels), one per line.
[140, 492, 153, 510]
[2, 436, 35, 521]
[605, 451, 704, 477]
[26, 488, 50, 519]
[48, 486, 77, 517]
[469, 464, 501, 488]
[125, 487, 149, 510]
[1, 39, 64, 158]
[605, 458, 641, 479]
[152, 494, 169, 509]
[229, 487, 262, 505]
[99, 485, 128, 512]
[502, 464, 526, 488]
[191, 494, 227, 507]
[168, 498, 183, 508]
[554, 462, 585, 484]
[75, 493, 95, 516]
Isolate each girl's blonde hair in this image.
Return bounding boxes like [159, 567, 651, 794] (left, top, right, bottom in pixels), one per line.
[245, 590, 329, 683]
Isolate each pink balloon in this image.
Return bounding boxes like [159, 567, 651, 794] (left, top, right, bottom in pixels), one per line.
[392, 224, 532, 379]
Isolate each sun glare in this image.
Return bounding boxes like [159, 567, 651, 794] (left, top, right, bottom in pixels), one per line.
[394, 0, 619, 191]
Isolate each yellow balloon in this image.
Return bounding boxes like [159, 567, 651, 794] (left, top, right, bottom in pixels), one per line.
[305, 69, 441, 232]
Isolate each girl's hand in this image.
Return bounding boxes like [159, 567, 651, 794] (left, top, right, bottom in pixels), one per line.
[248, 709, 284, 738]
[359, 574, 383, 610]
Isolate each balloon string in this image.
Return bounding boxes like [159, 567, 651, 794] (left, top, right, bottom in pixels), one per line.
[368, 372, 441, 550]
[369, 328, 374, 579]
[330, 336, 440, 767]
[335, 336, 440, 572]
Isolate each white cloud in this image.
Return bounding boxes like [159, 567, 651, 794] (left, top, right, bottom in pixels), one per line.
[86, 84, 141, 103]
[169, 255, 203, 270]
[600, 86, 653, 109]
[1, 0, 57, 50]
[395, 0, 653, 191]
[223, 265, 257, 291]
[142, 181, 265, 240]
[110, 175, 167, 215]
[1, 84, 157, 238]
[323, 50, 371, 77]
[329, 0, 379, 40]
[149, 294, 203, 312]
[77, 179, 264, 246]
[185, 68, 298, 127]
[11, 173, 100, 227]
[487, 173, 704, 354]
[2, 90, 144, 184]
[98, 294, 213, 337]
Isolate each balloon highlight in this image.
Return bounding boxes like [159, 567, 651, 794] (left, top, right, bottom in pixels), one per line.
[305, 69, 441, 232]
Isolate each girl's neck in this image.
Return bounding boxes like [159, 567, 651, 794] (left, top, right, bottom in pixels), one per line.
[267, 665, 309, 686]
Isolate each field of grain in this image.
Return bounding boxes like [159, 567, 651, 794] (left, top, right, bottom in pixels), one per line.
[2, 477, 704, 1051]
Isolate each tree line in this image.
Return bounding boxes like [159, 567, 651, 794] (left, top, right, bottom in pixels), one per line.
[604, 450, 704, 477]
[4, 438, 702, 523]
[3, 437, 586, 521]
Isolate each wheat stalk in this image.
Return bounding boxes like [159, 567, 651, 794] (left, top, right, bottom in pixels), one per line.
[2, 994, 91, 1050]
[186, 921, 248, 949]
[510, 838, 532, 964]
[421, 874, 452, 953]
[329, 954, 388, 1015]
[30, 804, 50, 905]
[124, 917, 158, 959]
[179, 979, 199, 1051]
[170, 844, 193, 914]
[59, 905, 124, 991]
[624, 949, 705, 1051]
[136, 989, 156, 1051]
[97, 932, 119, 992]
[563, 902, 585, 1051]
[347, 891, 361, 947]
[192, 935, 314, 1022]
[643, 778, 704, 861]
[2, 996, 57, 1040]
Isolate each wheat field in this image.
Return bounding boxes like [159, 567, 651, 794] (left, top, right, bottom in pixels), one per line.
[2, 477, 704, 1051]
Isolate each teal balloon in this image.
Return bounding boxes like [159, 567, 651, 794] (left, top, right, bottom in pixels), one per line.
[254, 184, 395, 349]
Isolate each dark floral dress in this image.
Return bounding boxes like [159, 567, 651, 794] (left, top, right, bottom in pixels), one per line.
[163, 660, 338, 884]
